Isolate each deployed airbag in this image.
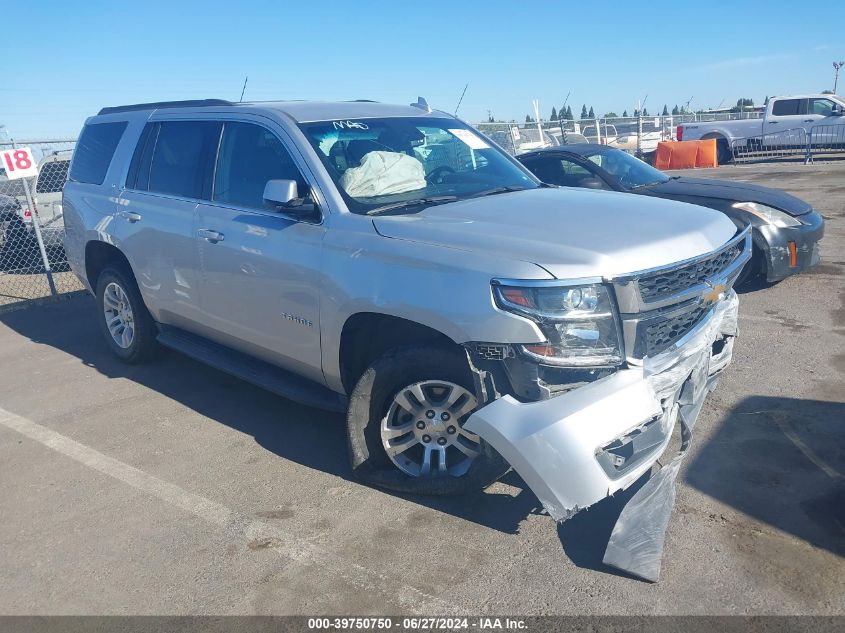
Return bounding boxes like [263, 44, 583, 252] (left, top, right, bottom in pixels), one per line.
[340, 151, 426, 198]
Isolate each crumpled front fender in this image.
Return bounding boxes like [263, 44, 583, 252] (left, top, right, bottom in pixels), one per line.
[464, 291, 740, 581]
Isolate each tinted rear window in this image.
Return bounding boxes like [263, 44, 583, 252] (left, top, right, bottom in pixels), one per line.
[147, 121, 219, 199]
[69, 121, 127, 184]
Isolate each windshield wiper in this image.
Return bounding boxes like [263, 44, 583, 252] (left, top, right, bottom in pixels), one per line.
[470, 185, 527, 198]
[365, 196, 458, 216]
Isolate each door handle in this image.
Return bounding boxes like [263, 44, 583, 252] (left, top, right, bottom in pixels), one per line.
[122, 211, 142, 223]
[803, 119, 814, 123]
[768, 121, 778, 124]
[198, 228, 225, 243]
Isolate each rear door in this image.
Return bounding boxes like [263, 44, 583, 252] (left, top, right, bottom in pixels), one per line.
[116, 120, 220, 326]
[194, 118, 326, 382]
[764, 98, 807, 140]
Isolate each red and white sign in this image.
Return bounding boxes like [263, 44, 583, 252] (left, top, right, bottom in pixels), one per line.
[1, 147, 38, 180]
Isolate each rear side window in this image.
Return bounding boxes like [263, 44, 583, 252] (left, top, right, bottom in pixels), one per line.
[35, 160, 70, 193]
[771, 99, 804, 116]
[145, 121, 219, 199]
[69, 121, 127, 184]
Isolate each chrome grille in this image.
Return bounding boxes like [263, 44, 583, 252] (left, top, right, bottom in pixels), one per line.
[638, 242, 742, 303]
[644, 303, 711, 356]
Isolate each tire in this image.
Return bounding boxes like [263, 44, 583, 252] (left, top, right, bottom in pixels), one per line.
[716, 138, 733, 165]
[346, 345, 510, 495]
[736, 245, 762, 286]
[95, 265, 159, 363]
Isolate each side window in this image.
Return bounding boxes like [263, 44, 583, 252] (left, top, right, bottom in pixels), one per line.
[125, 123, 156, 189]
[35, 160, 70, 193]
[213, 122, 307, 210]
[69, 121, 127, 185]
[525, 156, 597, 188]
[771, 99, 802, 116]
[809, 99, 835, 116]
[147, 121, 219, 199]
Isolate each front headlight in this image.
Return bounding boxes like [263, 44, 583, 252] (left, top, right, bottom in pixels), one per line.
[493, 282, 623, 367]
[732, 202, 800, 227]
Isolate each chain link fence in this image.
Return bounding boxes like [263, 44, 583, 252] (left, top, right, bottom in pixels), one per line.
[475, 113, 747, 157]
[0, 139, 83, 310]
[475, 112, 845, 166]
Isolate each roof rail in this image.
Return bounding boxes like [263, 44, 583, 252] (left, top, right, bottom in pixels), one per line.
[97, 99, 233, 115]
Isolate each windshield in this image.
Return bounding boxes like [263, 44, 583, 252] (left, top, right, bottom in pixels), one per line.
[298, 117, 538, 214]
[586, 149, 669, 189]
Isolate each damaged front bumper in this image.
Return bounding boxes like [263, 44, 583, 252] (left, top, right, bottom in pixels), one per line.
[759, 209, 824, 282]
[465, 290, 739, 525]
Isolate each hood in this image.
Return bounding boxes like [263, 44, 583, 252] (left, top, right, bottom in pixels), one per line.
[372, 188, 738, 280]
[643, 176, 812, 216]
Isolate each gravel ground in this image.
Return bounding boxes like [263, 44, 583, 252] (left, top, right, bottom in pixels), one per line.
[0, 162, 842, 615]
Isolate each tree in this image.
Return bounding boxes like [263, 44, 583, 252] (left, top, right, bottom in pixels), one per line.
[821, 89, 834, 94]
[580, 104, 588, 119]
[623, 109, 628, 117]
[662, 104, 669, 116]
[642, 107, 649, 116]
[604, 112, 618, 118]
[565, 105, 573, 120]
[730, 97, 755, 113]
[672, 105, 680, 115]
[525, 114, 534, 123]
[588, 106, 595, 118]
[550, 106, 558, 121]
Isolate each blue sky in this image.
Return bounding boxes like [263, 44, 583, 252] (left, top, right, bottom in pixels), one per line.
[2, 0, 843, 138]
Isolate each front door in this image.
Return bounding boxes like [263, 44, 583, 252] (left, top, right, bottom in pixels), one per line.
[195, 120, 325, 382]
[806, 97, 845, 146]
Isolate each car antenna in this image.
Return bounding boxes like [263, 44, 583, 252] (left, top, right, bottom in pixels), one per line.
[239, 76, 249, 102]
[454, 83, 468, 116]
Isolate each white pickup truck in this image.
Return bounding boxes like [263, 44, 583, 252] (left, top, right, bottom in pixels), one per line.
[677, 94, 845, 163]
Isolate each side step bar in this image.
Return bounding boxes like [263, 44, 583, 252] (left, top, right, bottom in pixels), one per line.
[156, 326, 347, 413]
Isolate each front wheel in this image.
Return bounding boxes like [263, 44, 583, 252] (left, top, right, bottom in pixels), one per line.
[346, 346, 509, 495]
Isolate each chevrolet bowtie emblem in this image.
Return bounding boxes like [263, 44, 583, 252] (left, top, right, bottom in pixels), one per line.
[703, 281, 726, 303]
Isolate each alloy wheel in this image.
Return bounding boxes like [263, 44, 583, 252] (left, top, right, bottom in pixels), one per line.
[381, 380, 481, 478]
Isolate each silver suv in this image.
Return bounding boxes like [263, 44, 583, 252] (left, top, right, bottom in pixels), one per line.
[63, 99, 749, 532]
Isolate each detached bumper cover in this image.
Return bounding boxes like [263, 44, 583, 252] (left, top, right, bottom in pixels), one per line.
[465, 291, 739, 581]
[760, 210, 824, 281]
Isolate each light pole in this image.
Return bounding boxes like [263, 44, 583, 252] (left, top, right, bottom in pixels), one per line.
[835, 61, 845, 94]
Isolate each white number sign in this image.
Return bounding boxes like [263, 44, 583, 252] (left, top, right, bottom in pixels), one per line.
[1, 147, 38, 180]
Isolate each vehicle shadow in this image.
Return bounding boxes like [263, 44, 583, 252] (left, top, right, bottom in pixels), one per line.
[685, 395, 845, 558]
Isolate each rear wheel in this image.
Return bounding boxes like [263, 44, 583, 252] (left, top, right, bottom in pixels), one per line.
[95, 266, 159, 363]
[715, 138, 733, 165]
[346, 345, 509, 495]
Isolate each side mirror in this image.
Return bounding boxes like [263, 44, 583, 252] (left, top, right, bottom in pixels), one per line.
[263, 179, 299, 207]
[263, 179, 320, 221]
[832, 105, 844, 116]
[580, 177, 607, 190]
